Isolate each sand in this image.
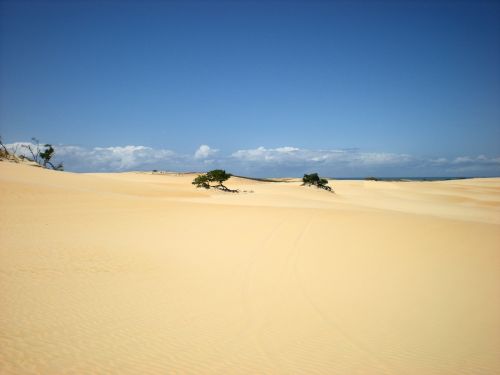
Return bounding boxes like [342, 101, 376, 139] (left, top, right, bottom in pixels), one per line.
[1, 161, 499, 374]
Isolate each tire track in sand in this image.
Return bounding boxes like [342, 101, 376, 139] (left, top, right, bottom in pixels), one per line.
[290, 214, 402, 375]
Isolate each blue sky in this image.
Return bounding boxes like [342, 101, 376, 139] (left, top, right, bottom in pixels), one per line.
[1, 0, 499, 176]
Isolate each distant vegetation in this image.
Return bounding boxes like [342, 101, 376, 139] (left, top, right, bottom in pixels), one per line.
[302, 173, 333, 192]
[0, 136, 63, 170]
[0, 136, 10, 160]
[192, 169, 238, 192]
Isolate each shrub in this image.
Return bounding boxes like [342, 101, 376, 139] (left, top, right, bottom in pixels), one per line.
[21, 137, 63, 170]
[192, 169, 237, 192]
[302, 173, 333, 192]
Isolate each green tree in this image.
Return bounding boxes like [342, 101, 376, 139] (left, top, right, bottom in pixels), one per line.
[192, 169, 237, 192]
[21, 138, 63, 170]
[302, 173, 320, 185]
[302, 173, 332, 192]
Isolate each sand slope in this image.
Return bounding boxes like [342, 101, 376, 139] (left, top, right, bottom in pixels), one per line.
[1, 162, 499, 374]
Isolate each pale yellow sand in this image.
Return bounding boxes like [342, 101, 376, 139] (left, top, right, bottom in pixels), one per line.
[1, 162, 499, 374]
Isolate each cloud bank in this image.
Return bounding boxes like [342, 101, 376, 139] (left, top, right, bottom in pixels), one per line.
[5, 142, 500, 177]
[231, 146, 413, 166]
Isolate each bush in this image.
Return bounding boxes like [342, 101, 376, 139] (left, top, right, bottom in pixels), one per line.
[20, 137, 63, 170]
[302, 173, 333, 192]
[192, 169, 237, 192]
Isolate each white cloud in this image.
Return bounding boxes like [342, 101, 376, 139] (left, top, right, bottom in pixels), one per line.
[5, 141, 42, 155]
[232, 146, 319, 163]
[453, 156, 474, 164]
[275, 146, 300, 153]
[194, 145, 218, 159]
[430, 157, 448, 164]
[452, 155, 500, 165]
[231, 146, 412, 166]
[87, 146, 175, 170]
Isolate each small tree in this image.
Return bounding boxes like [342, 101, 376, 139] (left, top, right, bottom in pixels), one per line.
[192, 169, 237, 192]
[41, 144, 64, 170]
[19, 137, 63, 170]
[302, 173, 333, 192]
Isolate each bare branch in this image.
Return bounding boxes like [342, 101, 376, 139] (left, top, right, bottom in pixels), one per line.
[22, 144, 38, 163]
[0, 136, 9, 155]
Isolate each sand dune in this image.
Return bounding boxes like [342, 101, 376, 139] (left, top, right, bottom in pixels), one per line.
[1, 162, 499, 374]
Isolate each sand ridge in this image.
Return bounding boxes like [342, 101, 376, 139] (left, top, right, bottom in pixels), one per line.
[1, 162, 499, 374]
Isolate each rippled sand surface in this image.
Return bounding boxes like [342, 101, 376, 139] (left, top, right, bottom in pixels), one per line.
[1, 162, 499, 374]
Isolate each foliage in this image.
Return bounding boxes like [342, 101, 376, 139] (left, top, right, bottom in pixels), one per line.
[192, 169, 237, 192]
[206, 169, 232, 185]
[192, 174, 210, 189]
[39, 144, 54, 165]
[302, 173, 333, 192]
[37, 143, 63, 170]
